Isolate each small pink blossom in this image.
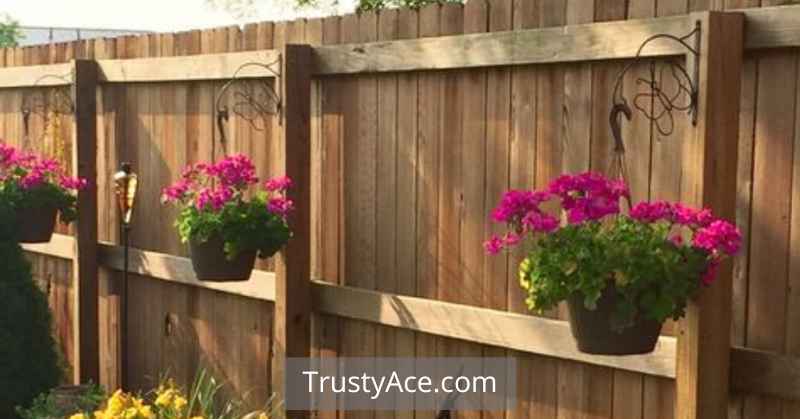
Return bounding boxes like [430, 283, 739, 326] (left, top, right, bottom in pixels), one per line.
[547, 172, 626, 223]
[701, 260, 720, 286]
[503, 232, 521, 247]
[267, 196, 294, 218]
[195, 186, 234, 211]
[692, 220, 741, 256]
[161, 179, 191, 203]
[59, 175, 88, 191]
[491, 190, 550, 223]
[483, 235, 504, 255]
[630, 201, 672, 223]
[522, 211, 559, 233]
[265, 176, 294, 192]
[204, 154, 258, 188]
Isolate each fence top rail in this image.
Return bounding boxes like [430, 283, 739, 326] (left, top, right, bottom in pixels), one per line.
[96, 49, 281, 83]
[0, 6, 798, 84]
[0, 62, 74, 88]
[313, 14, 693, 75]
[312, 5, 800, 76]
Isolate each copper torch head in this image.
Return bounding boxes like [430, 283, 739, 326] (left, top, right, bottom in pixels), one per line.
[114, 163, 138, 226]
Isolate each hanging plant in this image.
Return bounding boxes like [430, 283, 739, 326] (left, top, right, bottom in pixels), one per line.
[485, 172, 740, 355]
[0, 141, 87, 243]
[162, 154, 293, 282]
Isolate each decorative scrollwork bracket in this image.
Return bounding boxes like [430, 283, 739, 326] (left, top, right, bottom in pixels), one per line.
[214, 57, 282, 149]
[609, 21, 701, 156]
[20, 70, 75, 141]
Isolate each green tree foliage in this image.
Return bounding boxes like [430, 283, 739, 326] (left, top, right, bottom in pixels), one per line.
[0, 203, 62, 418]
[0, 14, 22, 48]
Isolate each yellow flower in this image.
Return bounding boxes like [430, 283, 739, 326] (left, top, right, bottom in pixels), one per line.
[173, 394, 188, 411]
[138, 405, 154, 419]
[69, 414, 89, 419]
[106, 390, 126, 415]
[190, 417, 205, 419]
[154, 389, 174, 408]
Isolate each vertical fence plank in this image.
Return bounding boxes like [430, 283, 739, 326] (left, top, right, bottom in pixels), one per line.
[723, 2, 759, 418]
[71, 59, 100, 384]
[675, 10, 743, 419]
[375, 9, 399, 419]
[394, 8, 418, 419]
[317, 15, 342, 419]
[415, 5, 441, 417]
[273, 43, 313, 418]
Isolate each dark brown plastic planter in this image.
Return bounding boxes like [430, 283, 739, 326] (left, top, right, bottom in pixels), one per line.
[15, 205, 58, 243]
[189, 235, 256, 282]
[566, 283, 663, 355]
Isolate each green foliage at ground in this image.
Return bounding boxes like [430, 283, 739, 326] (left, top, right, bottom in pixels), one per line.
[17, 383, 105, 419]
[0, 203, 63, 418]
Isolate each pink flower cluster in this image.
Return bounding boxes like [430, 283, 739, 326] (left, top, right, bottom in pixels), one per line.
[162, 155, 294, 218]
[630, 201, 714, 227]
[0, 141, 87, 192]
[630, 201, 741, 257]
[204, 154, 258, 188]
[485, 172, 742, 286]
[484, 172, 628, 254]
[547, 172, 629, 224]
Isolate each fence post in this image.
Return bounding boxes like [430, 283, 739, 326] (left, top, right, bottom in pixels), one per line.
[675, 11, 743, 419]
[273, 44, 313, 418]
[71, 59, 100, 384]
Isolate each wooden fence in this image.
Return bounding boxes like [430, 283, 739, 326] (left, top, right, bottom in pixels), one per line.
[3, 1, 800, 418]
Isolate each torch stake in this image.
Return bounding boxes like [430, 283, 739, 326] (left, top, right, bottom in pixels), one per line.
[121, 223, 130, 388]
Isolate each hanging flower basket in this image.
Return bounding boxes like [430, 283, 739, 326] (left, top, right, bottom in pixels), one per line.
[162, 155, 293, 282]
[566, 283, 663, 354]
[189, 234, 257, 281]
[15, 204, 59, 243]
[487, 172, 741, 355]
[0, 142, 86, 244]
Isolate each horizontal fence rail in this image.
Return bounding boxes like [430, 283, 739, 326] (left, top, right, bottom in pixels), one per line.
[312, 15, 693, 74]
[0, 6, 798, 87]
[96, 49, 281, 83]
[0, 62, 74, 88]
[20, 234, 800, 401]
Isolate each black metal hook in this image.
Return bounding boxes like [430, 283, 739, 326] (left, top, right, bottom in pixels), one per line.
[610, 102, 632, 153]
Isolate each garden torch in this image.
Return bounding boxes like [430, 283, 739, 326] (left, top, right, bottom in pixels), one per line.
[113, 163, 138, 386]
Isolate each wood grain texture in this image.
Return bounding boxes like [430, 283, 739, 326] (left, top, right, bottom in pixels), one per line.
[675, 11, 743, 419]
[0, 62, 74, 88]
[313, 15, 692, 74]
[96, 49, 280, 83]
[71, 59, 100, 384]
[313, 281, 676, 378]
[272, 44, 313, 417]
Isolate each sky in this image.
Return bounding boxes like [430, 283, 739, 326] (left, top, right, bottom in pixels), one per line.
[0, 0, 357, 32]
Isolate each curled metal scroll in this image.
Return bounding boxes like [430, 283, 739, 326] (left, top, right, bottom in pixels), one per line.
[214, 58, 282, 149]
[20, 71, 75, 141]
[608, 22, 701, 191]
